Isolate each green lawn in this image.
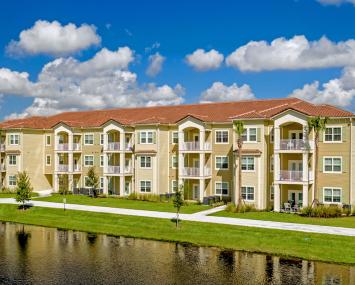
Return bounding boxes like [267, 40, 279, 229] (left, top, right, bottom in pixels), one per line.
[1, 204, 355, 264]
[210, 211, 355, 228]
[35, 194, 206, 214]
[0, 193, 39, 198]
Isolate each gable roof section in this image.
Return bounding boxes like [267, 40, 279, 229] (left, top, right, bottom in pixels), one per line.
[0, 97, 353, 130]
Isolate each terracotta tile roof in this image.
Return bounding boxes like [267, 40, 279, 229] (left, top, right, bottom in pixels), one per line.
[134, 150, 157, 154]
[0, 98, 353, 130]
[5, 150, 21, 153]
[233, 149, 262, 154]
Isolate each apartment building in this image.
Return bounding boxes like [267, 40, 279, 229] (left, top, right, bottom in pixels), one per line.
[1, 97, 354, 210]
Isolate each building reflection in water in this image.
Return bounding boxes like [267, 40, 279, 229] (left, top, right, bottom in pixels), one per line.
[0, 221, 354, 284]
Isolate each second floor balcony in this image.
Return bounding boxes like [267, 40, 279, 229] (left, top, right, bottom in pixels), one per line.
[182, 167, 212, 177]
[57, 164, 69, 172]
[181, 142, 212, 151]
[105, 142, 133, 151]
[277, 139, 314, 151]
[278, 170, 314, 182]
[107, 166, 120, 174]
[0, 144, 5, 151]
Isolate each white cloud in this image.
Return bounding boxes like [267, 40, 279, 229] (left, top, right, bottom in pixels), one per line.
[185, 49, 224, 72]
[145, 52, 166, 77]
[6, 20, 101, 57]
[316, 0, 355, 6]
[145, 42, 160, 53]
[226, 36, 355, 72]
[288, 66, 355, 108]
[0, 47, 185, 120]
[125, 29, 132, 36]
[200, 82, 255, 103]
[106, 24, 111, 29]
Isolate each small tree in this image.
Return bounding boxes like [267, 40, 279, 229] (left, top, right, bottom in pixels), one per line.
[15, 171, 33, 210]
[86, 166, 99, 189]
[56, 174, 73, 195]
[173, 185, 184, 228]
[180, 182, 190, 200]
[234, 120, 245, 208]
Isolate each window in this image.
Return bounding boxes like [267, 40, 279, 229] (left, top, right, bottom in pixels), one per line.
[172, 132, 179, 144]
[140, 156, 151, 168]
[84, 155, 94, 166]
[216, 182, 228, 196]
[84, 134, 94, 145]
[46, 135, 51, 146]
[270, 128, 274, 143]
[242, 186, 255, 201]
[241, 157, 255, 171]
[10, 135, 19, 145]
[100, 177, 104, 188]
[325, 127, 341, 142]
[140, 181, 151, 193]
[324, 157, 341, 173]
[215, 156, 229, 170]
[100, 155, 104, 167]
[59, 135, 64, 144]
[9, 155, 16, 166]
[172, 180, 178, 192]
[141, 132, 153, 144]
[270, 186, 274, 201]
[241, 128, 257, 142]
[100, 134, 104, 145]
[216, 131, 229, 144]
[59, 155, 64, 165]
[9, 175, 16, 186]
[84, 176, 90, 187]
[270, 157, 274, 172]
[324, 188, 341, 203]
[46, 155, 51, 166]
[172, 156, 178, 168]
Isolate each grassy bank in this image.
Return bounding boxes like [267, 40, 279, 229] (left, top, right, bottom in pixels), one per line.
[210, 211, 355, 228]
[1, 204, 355, 264]
[35, 194, 205, 214]
[0, 193, 39, 198]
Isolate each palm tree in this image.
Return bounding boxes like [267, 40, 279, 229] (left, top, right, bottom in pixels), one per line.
[235, 120, 244, 208]
[308, 115, 329, 207]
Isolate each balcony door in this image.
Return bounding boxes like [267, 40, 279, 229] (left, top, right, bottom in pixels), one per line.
[193, 184, 199, 199]
[289, 131, 303, 140]
[288, 160, 303, 172]
[193, 158, 199, 168]
[288, 190, 303, 206]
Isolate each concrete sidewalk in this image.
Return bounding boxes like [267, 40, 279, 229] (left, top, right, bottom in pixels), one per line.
[1, 198, 355, 237]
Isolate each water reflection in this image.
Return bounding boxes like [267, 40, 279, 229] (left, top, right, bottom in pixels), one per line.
[0, 221, 354, 284]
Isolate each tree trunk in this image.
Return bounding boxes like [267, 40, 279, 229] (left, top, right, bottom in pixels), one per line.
[176, 211, 179, 227]
[313, 131, 319, 208]
[23, 201, 25, 211]
[238, 140, 243, 208]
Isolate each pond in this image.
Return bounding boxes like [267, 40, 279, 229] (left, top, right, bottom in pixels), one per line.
[0, 222, 353, 284]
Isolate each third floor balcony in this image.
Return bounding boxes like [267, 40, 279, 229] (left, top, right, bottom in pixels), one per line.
[277, 139, 314, 151]
[181, 142, 212, 151]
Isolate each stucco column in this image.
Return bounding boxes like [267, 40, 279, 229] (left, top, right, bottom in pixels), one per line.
[54, 173, 59, 192]
[199, 152, 204, 177]
[54, 134, 58, 151]
[55, 153, 58, 172]
[103, 153, 108, 174]
[302, 184, 308, 207]
[274, 184, 280, 212]
[274, 153, 280, 181]
[302, 153, 308, 181]
[178, 153, 184, 179]
[69, 153, 73, 172]
[120, 153, 124, 174]
[274, 127, 280, 150]
[69, 174, 73, 191]
[120, 131, 125, 151]
[200, 130, 205, 150]
[120, 176, 125, 196]
[199, 179, 205, 201]
[68, 134, 73, 151]
[103, 176, 108, 194]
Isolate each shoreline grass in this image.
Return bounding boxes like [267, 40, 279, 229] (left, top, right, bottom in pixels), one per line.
[35, 194, 207, 214]
[1, 204, 355, 265]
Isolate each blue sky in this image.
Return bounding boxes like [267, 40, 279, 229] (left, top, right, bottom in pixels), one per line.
[0, 0, 355, 121]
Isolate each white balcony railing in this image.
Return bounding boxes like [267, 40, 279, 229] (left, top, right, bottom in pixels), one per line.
[309, 170, 314, 181]
[182, 167, 200, 176]
[205, 167, 212, 176]
[57, 164, 69, 172]
[278, 139, 314, 151]
[73, 164, 81, 172]
[73, 143, 81, 151]
[1, 164, 6, 171]
[279, 170, 303, 181]
[57, 143, 69, 151]
[0, 144, 5, 151]
[125, 166, 133, 173]
[309, 140, 314, 150]
[106, 142, 120, 151]
[107, 166, 120, 174]
[205, 142, 212, 150]
[125, 143, 133, 151]
[182, 142, 200, 151]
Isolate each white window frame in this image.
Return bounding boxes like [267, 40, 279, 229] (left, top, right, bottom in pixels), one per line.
[241, 128, 257, 143]
[100, 177, 104, 188]
[100, 155, 104, 167]
[270, 156, 274, 172]
[9, 155, 16, 166]
[140, 156, 152, 169]
[9, 134, 19, 145]
[84, 155, 94, 167]
[215, 130, 229, 144]
[241, 186, 255, 202]
[270, 186, 274, 201]
[84, 134, 94, 145]
[172, 155, 178, 169]
[9, 175, 16, 186]
[323, 187, 341, 204]
[172, 180, 178, 192]
[215, 182, 229, 196]
[84, 176, 91, 188]
[100, 134, 104, 145]
[172, 132, 179, 144]
[215, 156, 229, 170]
[46, 155, 51, 166]
[324, 126, 342, 143]
[241, 156, 255, 172]
[140, 132, 153, 144]
[323, 157, 342, 173]
[140, 180, 152, 193]
[270, 128, 274, 143]
[46, 135, 51, 146]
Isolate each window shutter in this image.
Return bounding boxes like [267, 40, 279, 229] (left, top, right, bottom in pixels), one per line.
[318, 188, 323, 203]
[271, 157, 274, 170]
[342, 189, 346, 203]
[169, 156, 172, 168]
[319, 158, 323, 172]
[169, 132, 172, 144]
[184, 132, 188, 142]
[18, 135, 20, 145]
[82, 176, 84, 187]
[137, 132, 140, 144]
[153, 132, 156, 144]
[7, 135, 9, 145]
[342, 127, 346, 142]
[184, 156, 188, 167]
[82, 157, 85, 166]
[96, 133, 100, 145]
[169, 180, 172, 192]
[82, 135, 84, 145]
[257, 128, 261, 142]
[319, 130, 323, 142]
[342, 158, 346, 173]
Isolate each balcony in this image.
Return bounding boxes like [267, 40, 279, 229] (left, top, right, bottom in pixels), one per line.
[107, 166, 120, 174]
[278, 139, 314, 151]
[57, 143, 69, 151]
[124, 166, 133, 174]
[1, 164, 6, 171]
[125, 143, 133, 151]
[279, 170, 303, 181]
[73, 164, 81, 172]
[182, 142, 199, 151]
[0, 144, 5, 151]
[73, 143, 81, 151]
[182, 167, 212, 177]
[106, 142, 120, 151]
[57, 164, 69, 172]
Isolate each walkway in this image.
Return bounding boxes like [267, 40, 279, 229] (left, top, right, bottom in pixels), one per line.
[1, 198, 355, 237]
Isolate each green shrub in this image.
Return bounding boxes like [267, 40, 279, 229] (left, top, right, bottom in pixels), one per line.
[211, 201, 225, 207]
[1, 187, 16, 194]
[300, 206, 313, 217]
[343, 208, 351, 216]
[300, 205, 342, 218]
